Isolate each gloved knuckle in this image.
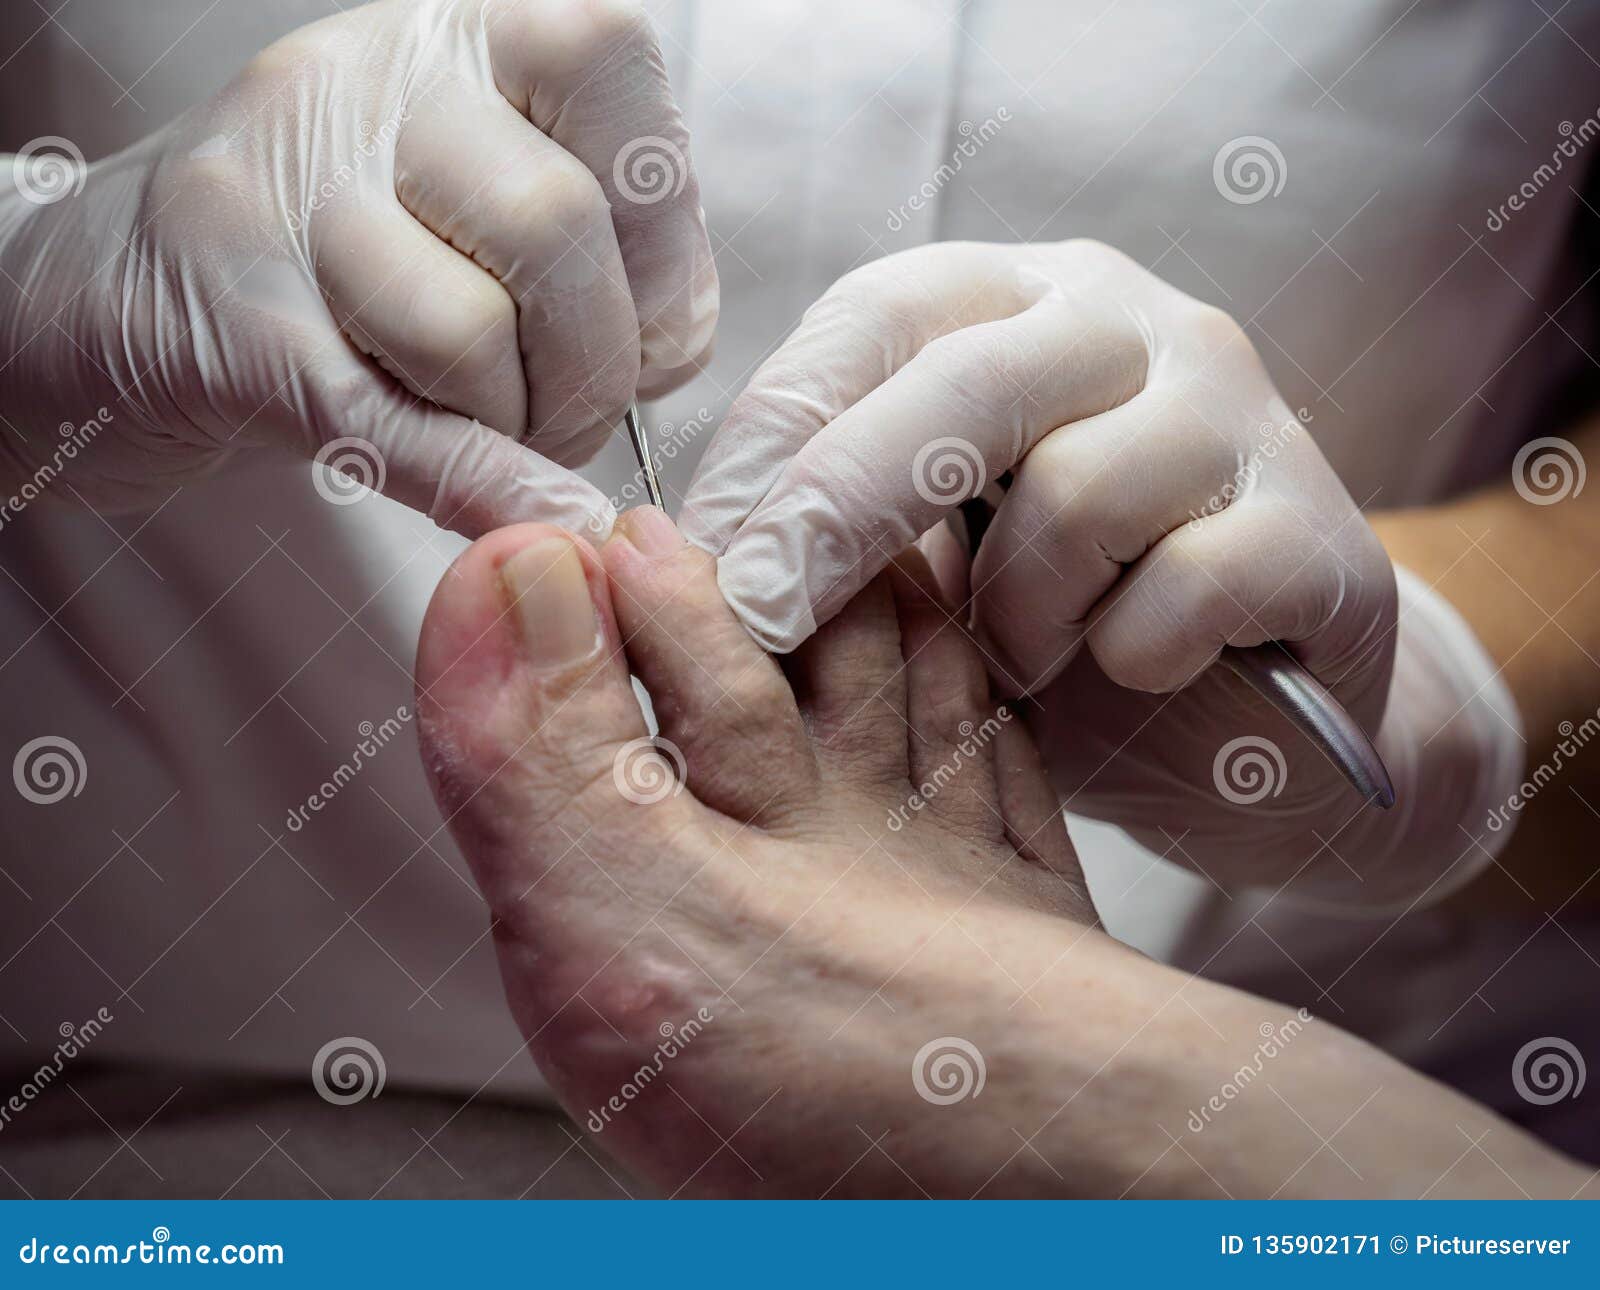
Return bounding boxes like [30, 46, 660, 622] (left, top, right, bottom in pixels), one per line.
[921, 329, 1031, 406]
[573, 367, 636, 433]
[1024, 432, 1102, 508]
[416, 285, 514, 372]
[1181, 300, 1247, 352]
[1058, 237, 1139, 281]
[1049, 494, 1126, 567]
[533, 157, 610, 234]
[559, 0, 653, 59]
[818, 270, 926, 341]
[239, 26, 328, 87]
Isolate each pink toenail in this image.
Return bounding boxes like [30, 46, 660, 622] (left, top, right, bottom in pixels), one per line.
[500, 538, 603, 668]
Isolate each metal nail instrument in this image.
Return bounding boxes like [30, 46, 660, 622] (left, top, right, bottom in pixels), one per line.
[1219, 643, 1394, 808]
[625, 409, 1392, 810]
[625, 402, 665, 509]
[958, 483, 1394, 810]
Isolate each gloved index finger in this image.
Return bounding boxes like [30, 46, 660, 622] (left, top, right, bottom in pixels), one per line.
[711, 291, 1147, 653]
[680, 242, 1048, 558]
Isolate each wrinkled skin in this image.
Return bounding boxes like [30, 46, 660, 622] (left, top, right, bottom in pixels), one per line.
[679, 241, 1506, 905]
[412, 509, 1580, 1198]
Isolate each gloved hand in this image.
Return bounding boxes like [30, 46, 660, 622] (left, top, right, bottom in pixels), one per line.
[0, 0, 716, 538]
[683, 240, 1521, 908]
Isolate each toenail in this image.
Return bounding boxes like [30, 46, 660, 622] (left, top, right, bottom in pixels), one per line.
[624, 506, 684, 558]
[500, 538, 603, 668]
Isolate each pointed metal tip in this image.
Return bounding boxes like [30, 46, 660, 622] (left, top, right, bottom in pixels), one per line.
[623, 401, 665, 510]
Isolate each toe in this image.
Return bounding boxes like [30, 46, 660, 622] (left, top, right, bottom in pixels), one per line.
[889, 550, 1004, 840]
[602, 507, 819, 825]
[784, 572, 909, 786]
[916, 517, 974, 609]
[997, 710, 1097, 923]
[415, 522, 700, 921]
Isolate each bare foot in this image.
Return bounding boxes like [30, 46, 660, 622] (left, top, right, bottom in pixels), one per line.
[415, 510, 1590, 1199]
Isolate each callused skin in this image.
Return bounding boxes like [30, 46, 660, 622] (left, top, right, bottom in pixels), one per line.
[415, 509, 1593, 1198]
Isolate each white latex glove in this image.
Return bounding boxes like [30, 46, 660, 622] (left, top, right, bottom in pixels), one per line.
[684, 240, 1522, 907]
[0, 0, 717, 538]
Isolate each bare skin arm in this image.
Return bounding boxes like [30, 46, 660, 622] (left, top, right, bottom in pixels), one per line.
[411, 509, 1596, 1197]
[1374, 411, 1600, 903]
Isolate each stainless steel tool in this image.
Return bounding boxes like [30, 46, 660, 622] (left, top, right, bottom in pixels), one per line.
[1219, 643, 1394, 808]
[623, 410, 1393, 810]
[624, 401, 665, 509]
[956, 481, 1394, 810]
